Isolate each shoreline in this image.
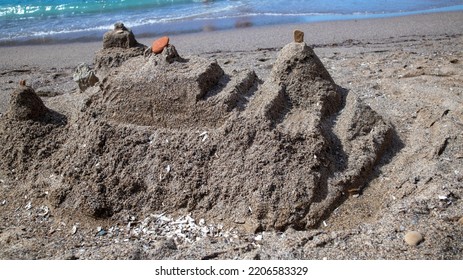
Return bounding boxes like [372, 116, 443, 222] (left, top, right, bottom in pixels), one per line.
[0, 11, 462, 70]
[1, 4, 462, 47]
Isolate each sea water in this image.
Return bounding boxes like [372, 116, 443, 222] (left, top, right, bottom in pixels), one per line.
[1, 0, 462, 45]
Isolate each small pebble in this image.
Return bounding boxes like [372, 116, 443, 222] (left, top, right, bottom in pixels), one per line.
[458, 216, 463, 225]
[404, 231, 423, 246]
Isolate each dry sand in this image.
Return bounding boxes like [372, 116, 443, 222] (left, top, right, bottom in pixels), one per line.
[1, 11, 462, 69]
[0, 11, 462, 259]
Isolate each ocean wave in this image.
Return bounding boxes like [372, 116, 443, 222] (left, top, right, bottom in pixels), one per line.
[1, 1, 462, 44]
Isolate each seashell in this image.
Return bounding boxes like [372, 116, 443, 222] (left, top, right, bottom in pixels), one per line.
[152, 36, 170, 54]
[37, 206, 49, 216]
[71, 224, 78, 235]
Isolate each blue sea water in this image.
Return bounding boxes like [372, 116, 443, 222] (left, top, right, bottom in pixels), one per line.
[0, 0, 462, 45]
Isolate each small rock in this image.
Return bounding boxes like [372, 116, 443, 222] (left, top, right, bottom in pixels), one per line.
[19, 80, 26, 86]
[458, 217, 463, 225]
[161, 44, 182, 63]
[294, 30, 304, 43]
[73, 63, 99, 92]
[114, 22, 128, 32]
[404, 231, 423, 246]
[152, 36, 170, 54]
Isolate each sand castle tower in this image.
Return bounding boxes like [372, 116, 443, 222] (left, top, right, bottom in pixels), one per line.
[7, 81, 49, 121]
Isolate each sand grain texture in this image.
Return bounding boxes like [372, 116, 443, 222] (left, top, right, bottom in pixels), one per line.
[0, 12, 462, 260]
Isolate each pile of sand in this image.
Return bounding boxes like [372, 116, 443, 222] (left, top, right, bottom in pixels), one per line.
[0, 28, 393, 233]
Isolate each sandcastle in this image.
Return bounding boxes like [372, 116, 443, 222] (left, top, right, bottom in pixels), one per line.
[0, 25, 393, 231]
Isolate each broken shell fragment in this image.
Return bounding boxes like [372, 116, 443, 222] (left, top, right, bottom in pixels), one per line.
[37, 206, 49, 216]
[71, 224, 78, 235]
[24, 201, 32, 210]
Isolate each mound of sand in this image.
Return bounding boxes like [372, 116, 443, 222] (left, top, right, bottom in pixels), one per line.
[0, 34, 394, 232]
[0, 84, 67, 180]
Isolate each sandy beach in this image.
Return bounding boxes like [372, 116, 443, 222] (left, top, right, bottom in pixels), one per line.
[0, 11, 462, 259]
[1, 11, 462, 69]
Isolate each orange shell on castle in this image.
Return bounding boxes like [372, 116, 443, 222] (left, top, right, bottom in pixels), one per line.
[152, 36, 170, 54]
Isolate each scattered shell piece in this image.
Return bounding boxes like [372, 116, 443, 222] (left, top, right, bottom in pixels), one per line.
[166, 165, 171, 173]
[438, 195, 448, 200]
[37, 206, 49, 216]
[254, 234, 263, 241]
[458, 217, 463, 226]
[24, 201, 32, 210]
[71, 224, 78, 235]
[404, 231, 423, 246]
[199, 131, 209, 142]
[1, 200, 6, 205]
[97, 230, 107, 236]
[323, 221, 328, 227]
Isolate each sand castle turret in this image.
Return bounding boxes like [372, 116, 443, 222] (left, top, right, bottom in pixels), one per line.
[102, 22, 139, 49]
[94, 22, 147, 70]
[7, 81, 49, 121]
